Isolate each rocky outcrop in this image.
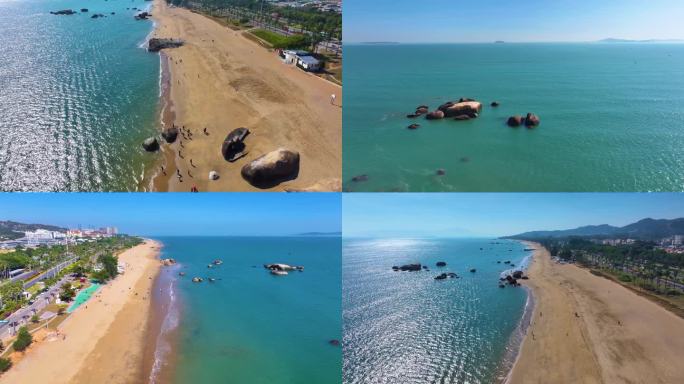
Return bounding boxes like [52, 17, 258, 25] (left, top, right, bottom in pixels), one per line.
[434, 272, 458, 280]
[436, 169, 445, 176]
[524, 113, 540, 127]
[142, 137, 159, 152]
[161, 126, 179, 143]
[161, 258, 176, 266]
[192, 277, 203, 283]
[512, 270, 523, 279]
[221, 127, 250, 162]
[241, 148, 300, 188]
[91, 13, 105, 19]
[80, 8, 89, 12]
[491, 101, 500, 107]
[135, 11, 151, 20]
[438, 99, 482, 118]
[507, 115, 523, 127]
[264, 263, 304, 272]
[425, 110, 445, 120]
[147, 38, 183, 52]
[50, 9, 76, 15]
[393, 264, 422, 271]
[351, 174, 369, 182]
[408, 123, 420, 130]
[436, 261, 447, 267]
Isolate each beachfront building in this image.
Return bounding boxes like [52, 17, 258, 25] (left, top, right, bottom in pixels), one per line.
[280, 49, 309, 64]
[296, 55, 321, 72]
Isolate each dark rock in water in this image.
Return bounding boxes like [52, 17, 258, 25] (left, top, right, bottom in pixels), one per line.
[436, 168, 446, 176]
[111, 12, 116, 15]
[80, 8, 89, 12]
[241, 148, 300, 188]
[436, 261, 447, 267]
[434, 273, 448, 280]
[416, 105, 429, 110]
[415, 106, 429, 115]
[512, 270, 523, 279]
[391, 266, 399, 271]
[470, 268, 476, 273]
[329, 339, 341, 347]
[453, 114, 472, 121]
[91, 13, 106, 19]
[497, 261, 501, 263]
[408, 123, 420, 130]
[51, 9, 76, 15]
[221, 127, 250, 162]
[351, 174, 369, 182]
[398, 263, 422, 272]
[447, 272, 458, 278]
[135, 11, 151, 20]
[491, 101, 500, 107]
[147, 38, 184, 52]
[460, 157, 469, 163]
[406, 114, 419, 118]
[422, 265, 428, 269]
[142, 137, 159, 152]
[504, 260, 511, 264]
[507, 115, 523, 127]
[161, 126, 179, 143]
[525, 113, 540, 128]
[425, 110, 445, 120]
[521, 276, 529, 280]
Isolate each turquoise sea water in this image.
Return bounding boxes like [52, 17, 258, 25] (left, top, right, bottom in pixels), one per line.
[343, 43, 684, 192]
[154, 236, 341, 384]
[0, 0, 160, 191]
[343, 238, 531, 384]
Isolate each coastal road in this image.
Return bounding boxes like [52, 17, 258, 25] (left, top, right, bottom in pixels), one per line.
[0, 275, 71, 339]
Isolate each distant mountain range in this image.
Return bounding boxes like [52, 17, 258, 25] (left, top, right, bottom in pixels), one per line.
[598, 38, 684, 43]
[0, 220, 67, 241]
[507, 218, 684, 241]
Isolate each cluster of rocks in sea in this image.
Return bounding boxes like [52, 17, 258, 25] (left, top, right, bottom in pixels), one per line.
[391, 261, 469, 281]
[135, 11, 151, 20]
[264, 263, 304, 276]
[405, 98, 540, 129]
[50, 9, 77, 15]
[499, 269, 529, 287]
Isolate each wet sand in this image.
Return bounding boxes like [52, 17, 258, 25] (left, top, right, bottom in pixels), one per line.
[149, 0, 342, 192]
[508, 242, 684, 384]
[0, 240, 161, 384]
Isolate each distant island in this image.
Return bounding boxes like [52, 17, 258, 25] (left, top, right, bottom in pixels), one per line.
[296, 231, 342, 236]
[599, 38, 684, 43]
[505, 217, 684, 240]
[494, 40, 505, 44]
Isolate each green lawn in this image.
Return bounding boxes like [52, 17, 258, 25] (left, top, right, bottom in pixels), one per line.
[250, 29, 308, 49]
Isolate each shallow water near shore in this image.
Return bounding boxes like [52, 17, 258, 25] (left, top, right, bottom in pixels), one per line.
[343, 43, 684, 192]
[152, 236, 342, 384]
[0, 0, 160, 191]
[343, 238, 530, 384]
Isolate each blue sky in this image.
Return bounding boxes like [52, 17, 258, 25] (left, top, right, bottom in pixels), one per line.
[0, 193, 341, 236]
[344, 0, 684, 43]
[343, 193, 684, 238]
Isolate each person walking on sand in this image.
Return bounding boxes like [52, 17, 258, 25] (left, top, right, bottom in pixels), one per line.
[330, 93, 336, 105]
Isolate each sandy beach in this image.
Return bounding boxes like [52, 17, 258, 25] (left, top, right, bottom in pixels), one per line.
[509, 241, 684, 384]
[149, 0, 342, 192]
[0, 240, 161, 384]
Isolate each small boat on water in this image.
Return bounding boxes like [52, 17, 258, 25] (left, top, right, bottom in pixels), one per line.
[207, 264, 213, 268]
[208, 278, 216, 282]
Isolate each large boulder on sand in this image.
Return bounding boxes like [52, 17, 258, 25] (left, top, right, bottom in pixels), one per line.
[142, 137, 159, 152]
[507, 115, 523, 127]
[241, 148, 300, 188]
[438, 100, 482, 118]
[524, 113, 540, 127]
[161, 126, 179, 143]
[425, 110, 445, 120]
[221, 127, 250, 162]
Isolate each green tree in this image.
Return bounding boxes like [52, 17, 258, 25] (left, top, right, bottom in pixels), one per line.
[0, 357, 11, 373]
[59, 282, 75, 302]
[12, 326, 32, 352]
[30, 314, 39, 323]
[98, 254, 119, 280]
